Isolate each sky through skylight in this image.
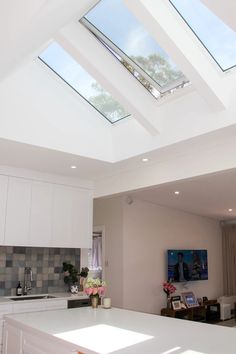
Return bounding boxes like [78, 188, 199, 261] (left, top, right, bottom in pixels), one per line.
[85, 0, 185, 88]
[39, 42, 130, 124]
[170, 0, 236, 71]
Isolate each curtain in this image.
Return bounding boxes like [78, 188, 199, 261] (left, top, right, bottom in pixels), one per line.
[222, 224, 236, 295]
[92, 236, 102, 269]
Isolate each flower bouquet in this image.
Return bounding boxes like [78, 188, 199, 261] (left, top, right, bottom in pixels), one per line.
[162, 280, 176, 308]
[84, 278, 106, 308]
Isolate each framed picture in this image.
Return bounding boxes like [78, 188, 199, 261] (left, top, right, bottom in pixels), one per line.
[171, 295, 181, 302]
[172, 300, 181, 310]
[182, 291, 199, 308]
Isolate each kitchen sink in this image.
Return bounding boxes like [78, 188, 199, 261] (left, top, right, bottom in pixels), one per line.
[9, 295, 56, 301]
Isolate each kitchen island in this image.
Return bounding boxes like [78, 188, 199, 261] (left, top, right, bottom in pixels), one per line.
[0, 292, 89, 354]
[3, 306, 236, 354]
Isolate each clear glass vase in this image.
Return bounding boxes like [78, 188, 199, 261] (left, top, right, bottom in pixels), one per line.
[167, 295, 171, 309]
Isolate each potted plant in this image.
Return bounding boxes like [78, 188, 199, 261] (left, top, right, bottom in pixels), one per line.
[84, 278, 106, 308]
[62, 263, 90, 293]
[63, 262, 78, 290]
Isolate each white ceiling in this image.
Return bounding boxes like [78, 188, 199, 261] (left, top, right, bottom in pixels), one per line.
[128, 168, 236, 221]
[1, 0, 236, 218]
[4, 136, 236, 221]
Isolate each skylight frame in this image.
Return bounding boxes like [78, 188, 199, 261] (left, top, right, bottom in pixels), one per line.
[81, 17, 188, 96]
[38, 45, 131, 125]
[169, 0, 236, 72]
[90, 31, 162, 100]
[79, 0, 191, 100]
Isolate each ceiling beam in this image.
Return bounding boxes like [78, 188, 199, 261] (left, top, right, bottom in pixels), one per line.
[56, 22, 161, 135]
[124, 0, 230, 111]
[0, 0, 98, 81]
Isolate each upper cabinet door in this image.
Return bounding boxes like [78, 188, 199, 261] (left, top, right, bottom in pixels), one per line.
[51, 185, 93, 248]
[5, 177, 32, 246]
[29, 181, 53, 247]
[0, 175, 8, 245]
[71, 188, 93, 248]
[51, 184, 73, 248]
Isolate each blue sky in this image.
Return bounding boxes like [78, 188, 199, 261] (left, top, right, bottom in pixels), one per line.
[171, 0, 236, 70]
[87, 0, 236, 71]
[40, 42, 101, 98]
[86, 0, 167, 58]
[39, 42, 128, 122]
[85, 0, 181, 77]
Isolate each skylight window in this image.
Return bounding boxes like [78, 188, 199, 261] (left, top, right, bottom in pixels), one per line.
[39, 42, 130, 124]
[170, 0, 236, 71]
[82, 0, 188, 98]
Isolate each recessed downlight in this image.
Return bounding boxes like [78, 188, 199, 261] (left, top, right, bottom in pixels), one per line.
[142, 158, 149, 162]
[174, 191, 180, 195]
[228, 208, 233, 212]
[70, 165, 77, 169]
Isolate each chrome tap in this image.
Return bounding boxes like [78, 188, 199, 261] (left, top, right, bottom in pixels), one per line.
[23, 267, 33, 295]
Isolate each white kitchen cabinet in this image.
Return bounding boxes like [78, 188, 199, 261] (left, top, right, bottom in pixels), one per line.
[22, 341, 45, 354]
[51, 185, 92, 248]
[12, 299, 67, 314]
[22, 331, 74, 354]
[51, 184, 73, 248]
[0, 304, 13, 354]
[29, 181, 53, 247]
[5, 177, 32, 246]
[3, 323, 21, 354]
[2, 174, 92, 248]
[4, 324, 79, 354]
[44, 299, 67, 310]
[0, 176, 8, 245]
[71, 188, 93, 248]
[0, 298, 67, 353]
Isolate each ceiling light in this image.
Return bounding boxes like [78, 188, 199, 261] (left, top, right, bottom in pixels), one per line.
[70, 165, 77, 169]
[142, 158, 149, 162]
[228, 208, 233, 212]
[174, 191, 180, 195]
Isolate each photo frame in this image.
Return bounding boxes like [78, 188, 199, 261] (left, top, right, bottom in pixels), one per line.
[172, 300, 181, 310]
[171, 295, 181, 302]
[181, 291, 199, 308]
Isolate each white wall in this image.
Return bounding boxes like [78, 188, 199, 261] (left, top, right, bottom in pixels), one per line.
[94, 196, 223, 314]
[93, 197, 124, 308]
[123, 198, 223, 314]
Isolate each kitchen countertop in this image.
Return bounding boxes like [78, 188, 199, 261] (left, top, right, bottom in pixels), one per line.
[5, 306, 236, 354]
[0, 292, 88, 304]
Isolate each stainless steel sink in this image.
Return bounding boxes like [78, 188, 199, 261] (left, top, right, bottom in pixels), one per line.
[9, 295, 56, 301]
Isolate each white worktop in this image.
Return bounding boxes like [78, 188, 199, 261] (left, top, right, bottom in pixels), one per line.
[5, 306, 236, 354]
[0, 292, 88, 304]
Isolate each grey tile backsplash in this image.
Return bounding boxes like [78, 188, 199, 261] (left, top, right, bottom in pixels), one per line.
[0, 246, 80, 296]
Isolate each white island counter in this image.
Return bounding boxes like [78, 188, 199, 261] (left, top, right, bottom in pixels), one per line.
[3, 307, 236, 354]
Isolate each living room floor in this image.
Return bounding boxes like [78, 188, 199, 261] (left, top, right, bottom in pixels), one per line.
[215, 318, 236, 328]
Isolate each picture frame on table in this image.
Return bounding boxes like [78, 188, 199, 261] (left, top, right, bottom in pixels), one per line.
[182, 291, 199, 308]
[172, 300, 182, 310]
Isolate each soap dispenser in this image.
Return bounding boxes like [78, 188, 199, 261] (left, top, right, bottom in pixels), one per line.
[16, 281, 22, 296]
